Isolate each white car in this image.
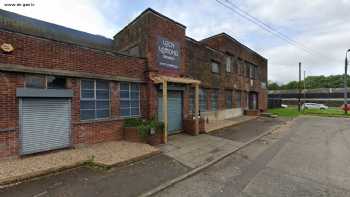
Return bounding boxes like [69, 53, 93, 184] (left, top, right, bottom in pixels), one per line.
[302, 103, 328, 110]
[281, 104, 288, 108]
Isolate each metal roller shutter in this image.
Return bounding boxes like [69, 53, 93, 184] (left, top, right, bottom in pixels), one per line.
[20, 98, 71, 155]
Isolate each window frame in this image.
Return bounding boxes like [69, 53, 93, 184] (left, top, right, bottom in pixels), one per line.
[236, 90, 241, 108]
[25, 74, 67, 89]
[250, 63, 255, 79]
[211, 89, 218, 111]
[225, 56, 231, 73]
[80, 79, 111, 121]
[120, 82, 141, 118]
[245, 62, 250, 77]
[225, 90, 233, 109]
[211, 61, 220, 74]
[199, 88, 207, 112]
[255, 65, 259, 80]
[238, 58, 244, 76]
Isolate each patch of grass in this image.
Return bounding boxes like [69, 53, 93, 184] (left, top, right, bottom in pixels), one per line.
[268, 107, 350, 118]
[268, 107, 301, 117]
[304, 107, 350, 118]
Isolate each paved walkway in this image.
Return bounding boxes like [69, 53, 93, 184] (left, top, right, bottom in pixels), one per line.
[210, 116, 286, 143]
[159, 117, 284, 169]
[159, 134, 243, 168]
[0, 141, 159, 186]
[205, 116, 256, 133]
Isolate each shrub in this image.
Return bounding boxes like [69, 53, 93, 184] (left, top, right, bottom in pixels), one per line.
[123, 118, 164, 139]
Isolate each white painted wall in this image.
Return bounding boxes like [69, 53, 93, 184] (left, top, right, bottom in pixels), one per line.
[201, 108, 243, 123]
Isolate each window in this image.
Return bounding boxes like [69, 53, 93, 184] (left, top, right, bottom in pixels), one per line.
[225, 90, 233, 109]
[255, 66, 259, 80]
[225, 56, 231, 73]
[47, 76, 66, 89]
[232, 57, 238, 73]
[245, 62, 250, 77]
[120, 82, 140, 117]
[250, 64, 254, 79]
[199, 89, 207, 112]
[211, 90, 218, 111]
[80, 79, 110, 120]
[129, 46, 140, 57]
[25, 75, 46, 88]
[211, 61, 220, 73]
[238, 59, 244, 76]
[25, 75, 67, 89]
[236, 91, 241, 108]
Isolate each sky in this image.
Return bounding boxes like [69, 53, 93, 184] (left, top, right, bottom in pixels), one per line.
[1, 0, 349, 84]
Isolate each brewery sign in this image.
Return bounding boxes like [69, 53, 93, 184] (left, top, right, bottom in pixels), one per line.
[157, 37, 180, 69]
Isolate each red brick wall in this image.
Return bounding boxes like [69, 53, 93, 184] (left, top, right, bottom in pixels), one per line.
[113, 11, 186, 77]
[146, 13, 186, 77]
[0, 72, 23, 158]
[201, 35, 268, 111]
[0, 29, 149, 158]
[186, 36, 268, 111]
[0, 30, 146, 79]
[69, 79, 147, 146]
[113, 11, 187, 119]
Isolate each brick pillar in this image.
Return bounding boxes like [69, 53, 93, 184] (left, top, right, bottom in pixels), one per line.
[183, 85, 190, 119]
[147, 80, 158, 119]
[110, 81, 119, 118]
[0, 72, 22, 158]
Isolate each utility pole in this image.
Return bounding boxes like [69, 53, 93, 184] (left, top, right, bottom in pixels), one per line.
[298, 62, 301, 112]
[344, 49, 350, 115]
[303, 70, 306, 99]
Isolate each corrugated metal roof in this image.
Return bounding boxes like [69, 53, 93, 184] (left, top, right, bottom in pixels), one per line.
[0, 9, 113, 51]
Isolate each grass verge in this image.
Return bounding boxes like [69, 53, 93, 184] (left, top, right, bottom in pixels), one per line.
[268, 107, 350, 118]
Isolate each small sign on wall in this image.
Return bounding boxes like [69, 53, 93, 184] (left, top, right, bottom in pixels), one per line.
[157, 37, 180, 69]
[1, 43, 14, 52]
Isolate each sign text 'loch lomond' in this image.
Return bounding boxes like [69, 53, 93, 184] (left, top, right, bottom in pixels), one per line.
[157, 37, 180, 69]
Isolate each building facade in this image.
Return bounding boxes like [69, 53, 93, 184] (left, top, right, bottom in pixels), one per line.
[0, 8, 267, 159]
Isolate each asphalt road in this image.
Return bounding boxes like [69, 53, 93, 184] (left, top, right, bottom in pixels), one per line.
[154, 116, 350, 197]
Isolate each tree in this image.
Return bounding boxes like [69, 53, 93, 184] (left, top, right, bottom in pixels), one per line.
[268, 80, 280, 90]
[269, 74, 350, 90]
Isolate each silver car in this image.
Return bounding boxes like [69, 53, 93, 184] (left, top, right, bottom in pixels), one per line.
[302, 103, 328, 110]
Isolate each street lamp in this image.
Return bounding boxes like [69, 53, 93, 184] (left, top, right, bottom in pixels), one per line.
[344, 49, 350, 114]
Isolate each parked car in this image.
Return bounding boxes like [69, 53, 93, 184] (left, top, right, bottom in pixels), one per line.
[281, 104, 288, 108]
[302, 103, 328, 110]
[341, 104, 350, 111]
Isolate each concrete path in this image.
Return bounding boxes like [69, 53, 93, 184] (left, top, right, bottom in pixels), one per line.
[154, 116, 350, 197]
[159, 134, 243, 168]
[0, 154, 189, 197]
[205, 116, 257, 133]
[159, 117, 285, 169]
[210, 116, 287, 143]
[0, 141, 159, 186]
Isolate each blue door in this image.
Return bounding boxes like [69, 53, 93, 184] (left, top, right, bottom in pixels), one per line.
[158, 91, 183, 134]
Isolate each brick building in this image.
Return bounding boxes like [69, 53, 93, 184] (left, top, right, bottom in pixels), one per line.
[0, 8, 267, 159]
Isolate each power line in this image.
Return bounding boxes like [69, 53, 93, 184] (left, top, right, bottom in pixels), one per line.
[215, 0, 334, 60]
[215, 0, 311, 55]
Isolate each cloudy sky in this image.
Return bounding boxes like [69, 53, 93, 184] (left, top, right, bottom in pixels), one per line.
[1, 0, 349, 84]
